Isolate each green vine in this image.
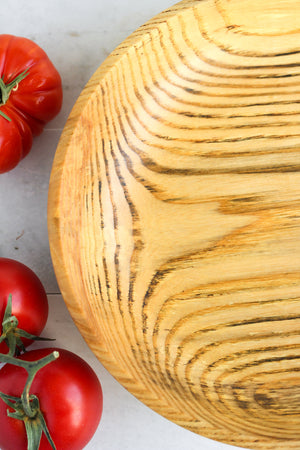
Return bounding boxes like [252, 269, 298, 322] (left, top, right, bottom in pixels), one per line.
[0, 295, 58, 449]
[0, 351, 59, 450]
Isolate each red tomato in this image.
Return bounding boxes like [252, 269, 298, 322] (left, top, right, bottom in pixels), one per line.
[0, 347, 103, 450]
[0, 34, 63, 173]
[0, 258, 48, 353]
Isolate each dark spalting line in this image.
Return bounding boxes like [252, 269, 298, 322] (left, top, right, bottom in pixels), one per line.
[207, 384, 300, 439]
[97, 122, 114, 303]
[94, 101, 115, 303]
[115, 128, 165, 195]
[148, 26, 300, 93]
[85, 153, 102, 299]
[101, 81, 144, 315]
[116, 53, 300, 146]
[137, 79, 300, 112]
[194, 349, 300, 423]
[193, 8, 300, 59]
[160, 298, 300, 394]
[169, 313, 300, 382]
[183, 131, 300, 144]
[254, 389, 300, 415]
[168, 11, 300, 70]
[135, 86, 300, 132]
[119, 51, 300, 146]
[99, 83, 161, 394]
[82, 148, 101, 302]
[133, 35, 300, 130]
[104, 73, 155, 373]
[201, 346, 300, 377]
[156, 296, 300, 343]
[112, 112, 300, 177]
[148, 142, 300, 158]
[219, 385, 300, 436]
[178, 88, 300, 98]
[141, 241, 300, 322]
[109, 147, 162, 374]
[161, 272, 299, 356]
[83, 180, 98, 298]
[152, 24, 300, 87]
[180, 110, 300, 119]
[215, 0, 300, 40]
[105, 76, 178, 399]
[142, 266, 176, 310]
[105, 139, 122, 312]
[112, 54, 300, 180]
[93, 102, 124, 365]
[231, 314, 300, 328]
[96, 136, 125, 328]
[125, 89, 300, 144]
[108, 105, 168, 195]
[149, 84, 299, 110]
[95, 180, 104, 299]
[144, 32, 300, 108]
[106, 113, 300, 176]
[150, 80, 300, 108]
[201, 312, 300, 338]
[96, 180, 104, 300]
[163, 332, 300, 430]
[233, 390, 258, 415]
[173, 329, 300, 384]
[130, 7, 300, 76]
[155, 26, 300, 82]
[212, 366, 300, 428]
[146, 75, 300, 113]
[112, 140, 145, 309]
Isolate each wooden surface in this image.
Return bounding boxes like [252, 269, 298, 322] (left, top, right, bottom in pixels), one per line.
[47, 0, 300, 448]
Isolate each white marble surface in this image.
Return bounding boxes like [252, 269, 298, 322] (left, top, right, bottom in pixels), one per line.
[0, 1, 244, 449]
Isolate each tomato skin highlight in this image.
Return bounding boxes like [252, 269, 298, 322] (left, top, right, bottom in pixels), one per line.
[0, 258, 49, 354]
[0, 347, 103, 450]
[0, 34, 63, 173]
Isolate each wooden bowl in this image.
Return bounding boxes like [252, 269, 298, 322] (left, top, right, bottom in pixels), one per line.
[48, 1, 300, 448]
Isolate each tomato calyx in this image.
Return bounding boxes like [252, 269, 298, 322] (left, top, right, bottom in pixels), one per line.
[0, 351, 59, 450]
[0, 68, 29, 121]
[0, 393, 55, 450]
[0, 295, 55, 356]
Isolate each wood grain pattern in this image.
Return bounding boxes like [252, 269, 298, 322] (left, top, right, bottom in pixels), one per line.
[48, 1, 300, 448]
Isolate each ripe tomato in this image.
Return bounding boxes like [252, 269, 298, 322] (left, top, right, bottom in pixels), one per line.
[0, 347, 103, 450]
[0, 34, 63, 173]
[0, 258, 48, 354]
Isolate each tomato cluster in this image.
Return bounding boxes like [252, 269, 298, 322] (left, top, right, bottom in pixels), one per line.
[0, 36, 103, 450]
[0, 258, 103, 450]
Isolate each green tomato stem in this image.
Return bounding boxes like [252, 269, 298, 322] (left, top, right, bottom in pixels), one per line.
[0, 293, 59, 449]
[0, 69, 29, 121]
[21, 352, 59, 418]
[0, 351, 59, 417]
[0, 294, 55, 356]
